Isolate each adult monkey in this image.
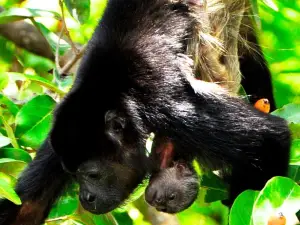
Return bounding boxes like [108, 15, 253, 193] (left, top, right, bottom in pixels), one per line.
[0, 0, 290, 224]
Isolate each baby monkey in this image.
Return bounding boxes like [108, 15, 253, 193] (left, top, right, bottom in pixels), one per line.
[145, 139, 200, 214]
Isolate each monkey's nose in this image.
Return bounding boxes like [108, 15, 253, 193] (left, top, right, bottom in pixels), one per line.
[86, 193, 96, 203]
[156, 206, 167, 212]
[155, 197, 163, 204]
[81, 191, 96, 203]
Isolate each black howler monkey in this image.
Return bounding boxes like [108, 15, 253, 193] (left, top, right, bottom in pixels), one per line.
[0, 0, 291, 224]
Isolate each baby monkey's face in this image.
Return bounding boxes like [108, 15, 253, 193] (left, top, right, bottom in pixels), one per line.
[145, 162, 199, 213]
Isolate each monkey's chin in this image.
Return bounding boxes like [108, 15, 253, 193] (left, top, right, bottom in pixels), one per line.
[155, 207, 177, 214]
[156, 205, 189, 214]
[80, 200, 119, 215]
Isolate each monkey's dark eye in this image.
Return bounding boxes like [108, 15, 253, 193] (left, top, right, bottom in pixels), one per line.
[168, 193, 176, 200]
[88, 172, 101, 180]
[111, 120, 124, 133]
[105, 110, 126, 133]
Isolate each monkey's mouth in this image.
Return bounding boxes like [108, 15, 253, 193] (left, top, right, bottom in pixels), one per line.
[156, 207, 183, 214]
[155, 206, 178, 214]
[80, 199, 120, 215]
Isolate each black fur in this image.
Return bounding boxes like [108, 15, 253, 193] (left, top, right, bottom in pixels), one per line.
[0, 0, 291, 224]
[240, 32, 277, 111]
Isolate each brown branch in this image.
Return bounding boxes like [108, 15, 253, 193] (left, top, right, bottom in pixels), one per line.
[59, 44, 86, 75]
[0, 7, 54, 60]
[0, 6, 84, 75]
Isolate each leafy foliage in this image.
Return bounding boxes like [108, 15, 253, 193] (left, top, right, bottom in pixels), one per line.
[0, 0, 299, 224]
[64, 0, 91, 24]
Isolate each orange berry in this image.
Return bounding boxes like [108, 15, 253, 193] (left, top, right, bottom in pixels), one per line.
[268, 212, 286, 225]
[254, 98, 270, 113]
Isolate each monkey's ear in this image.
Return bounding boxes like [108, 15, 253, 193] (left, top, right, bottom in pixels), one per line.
[175, 163, 186, 178]
[176, 163, 186, 173]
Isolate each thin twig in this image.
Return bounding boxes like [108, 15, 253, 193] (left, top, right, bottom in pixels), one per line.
[55, 20, 65, 73]
[60, 44, 87, 75]
[45, 215, 69, 222]
[55, 0, 86, 76]
[59, 0, 79, 54]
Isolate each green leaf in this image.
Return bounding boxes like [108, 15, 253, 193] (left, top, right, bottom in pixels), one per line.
[0, 136, 11, 148]
[0, 148, 32, 163]
[111, 212, 132, 225]
[271, 103, 300, 124]
[15, 95, 56, 149]
[0, 94, 19, 117]
[177, 209, 219, 225]
[0, 8, 61, 24]
[0, 172, 21, 205]
[262, 0, 279, 11]
[17, 50, 55, 74]
[0, 171, 16, 187]
[201, 171, 229, 203]
[289, 123, 300, 139]
[0, 114, 19, 149]
[205, 189, 228, 203]
[48, 196, 79, 219]
[229, 190, 259, 225]
[252, 176, 300, 225]
[0, 72, 9, 91]
[48, 181, 79, 219]
[290, 139, 300, 165]
[64, 0, 91, 24]
[0, 158, 27, 178]
[53, 68, 74, 92]
[288, 165, 300, 183]
[6, 72, 67, 97]
[32, 21, 71, 56]
[0, 36, 15, 64]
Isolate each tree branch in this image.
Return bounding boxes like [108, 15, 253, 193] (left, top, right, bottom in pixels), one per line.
[0, 7, 54, 60]
[59, 44, 86, 75]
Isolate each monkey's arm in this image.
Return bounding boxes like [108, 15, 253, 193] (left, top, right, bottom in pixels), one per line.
[0, 139, 70, 225]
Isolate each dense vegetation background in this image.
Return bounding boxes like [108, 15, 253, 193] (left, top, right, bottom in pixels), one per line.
[0, 0, 299, 224]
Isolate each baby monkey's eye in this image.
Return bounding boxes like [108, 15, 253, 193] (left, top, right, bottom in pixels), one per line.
[169, 193, 176, 200]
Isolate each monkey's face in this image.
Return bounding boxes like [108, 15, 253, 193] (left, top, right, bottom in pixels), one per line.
[76, 159, 144, 214]
[74, 110, 148, 214]
[49, 99, 148, 214]
[145, 164, 199, 213]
